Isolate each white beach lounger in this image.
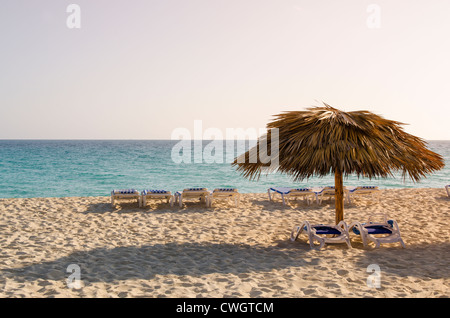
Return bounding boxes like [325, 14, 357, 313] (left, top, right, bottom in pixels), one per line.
[315, 186, 351, 205]
[208, 188, 240, 207]
[268, 187, 316, 205]
[316, 186, 336, 204]
[111, 189, 141, 207]
[349, 214, 405, 249]
[175, 187, 210, 207]
[141, 190, 174, 207]
[290, 220, 352, 250]
[346, 186, 380, 204]
[445, 185, 450, 197]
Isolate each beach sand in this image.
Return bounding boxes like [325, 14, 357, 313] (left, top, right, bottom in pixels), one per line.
[0, 188, 448, 298]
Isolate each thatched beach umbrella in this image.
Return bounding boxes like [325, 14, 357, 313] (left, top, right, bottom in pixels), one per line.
[233, 103, 444, 224]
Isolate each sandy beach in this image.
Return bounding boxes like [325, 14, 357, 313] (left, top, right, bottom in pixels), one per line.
[0, 188, 448, 298]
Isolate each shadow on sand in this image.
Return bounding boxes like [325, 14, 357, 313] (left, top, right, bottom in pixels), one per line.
[1, 242, 312, 284]
[83, 201, 211, 215]
[2, 239, 448, 285]
[352, 241, 450, 279]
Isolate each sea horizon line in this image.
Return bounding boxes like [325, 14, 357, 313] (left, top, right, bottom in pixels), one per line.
[1, 138, 449, 142]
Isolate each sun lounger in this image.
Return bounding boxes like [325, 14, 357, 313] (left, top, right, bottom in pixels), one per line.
[315, 186, 351, 204]
[268, 187, 317, 205]
[175, 187, 210, 207]
[445, 185, 450, 197]
[208, 188, 240, 207]
[111, 189, 141, 207]
[141, 190, 174, 207]
[346, 186, 380, 204]
[349, 214, 405, 249]
[316, 186, 336, 204]
[290, 220, 352, 250]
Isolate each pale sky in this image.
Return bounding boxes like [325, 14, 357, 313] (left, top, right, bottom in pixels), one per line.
[1, 0, 449, 140]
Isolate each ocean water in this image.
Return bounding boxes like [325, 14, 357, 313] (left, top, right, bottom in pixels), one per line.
[0, 140, 449, 199]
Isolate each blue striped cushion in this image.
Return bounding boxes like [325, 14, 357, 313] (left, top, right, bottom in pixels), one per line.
[304, 225, 341, 235]
[352, 221, 393, 235]
[214, 188, 237, 192]
[185, 188, 207, 191]
[142, 190, 169, 195]
[112, 189, 138, 195]
[349, 186, 378, 193]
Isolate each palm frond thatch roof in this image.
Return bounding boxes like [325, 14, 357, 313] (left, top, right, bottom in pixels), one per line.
[233, 104, 444, 182]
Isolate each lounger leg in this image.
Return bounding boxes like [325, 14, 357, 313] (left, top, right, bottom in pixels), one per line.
[111, 196, 115, 207]
[309, 234, 317, 249]
[281, 194, 286, 205]
[268, 189, 272, 201]
[290, 226, 302, 241]
[361, 233, 369, 248]
[317, 239, 325, 250]
[346, 238, 352, 248]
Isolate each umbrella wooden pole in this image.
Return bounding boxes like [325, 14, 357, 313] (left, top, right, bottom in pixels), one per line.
[335, 170, 344, 224]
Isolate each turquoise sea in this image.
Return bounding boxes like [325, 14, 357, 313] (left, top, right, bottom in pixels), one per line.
[0, 140, 448, 199]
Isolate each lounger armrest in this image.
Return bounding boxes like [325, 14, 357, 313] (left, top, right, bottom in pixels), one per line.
[349, 222, 369, 235]
[337, 220, 349, 232]
[301, 221, 315, 239]
[388, 219, 401, 234]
